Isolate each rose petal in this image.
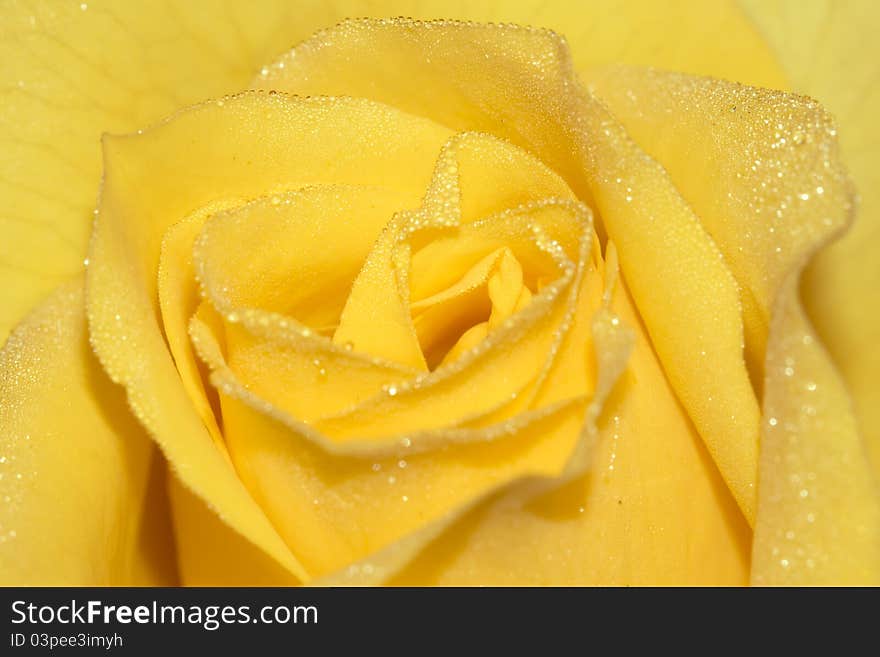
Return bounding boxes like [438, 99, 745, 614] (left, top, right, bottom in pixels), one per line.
[0, 277, 175, 584]
[586, 67, 849, 383]
[196, 185, 416, 331]
[753, 273, 880, 584]
[204, 381, 589, 579]
[159, 206, 235, 453]
[168, 473, 299, 585]
[587, 65, 880, 583]
[741, 0, 880, 476]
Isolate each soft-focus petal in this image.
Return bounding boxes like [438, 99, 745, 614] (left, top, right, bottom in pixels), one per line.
[739, 0, 880, 476]
[0, 277, 176, 585]
[0, 0, 318, 341]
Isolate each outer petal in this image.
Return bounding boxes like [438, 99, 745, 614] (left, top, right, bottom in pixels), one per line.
[0, 0, 784, 342]
[739, 0, 880, 475]
[587, 66, 880, 583]
[0, 277, 176, 585]
[753, 273, 880, 584]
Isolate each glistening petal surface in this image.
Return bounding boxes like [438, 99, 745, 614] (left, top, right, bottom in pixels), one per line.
[0, 278, 175, 585]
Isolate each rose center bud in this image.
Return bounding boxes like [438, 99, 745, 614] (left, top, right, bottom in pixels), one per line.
[169, 124, 615, 577]
[191, 130, 602, 430]
[411, 245, 534, 370]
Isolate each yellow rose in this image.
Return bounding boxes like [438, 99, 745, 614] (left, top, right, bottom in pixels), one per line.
[1, 1, 878, 586]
